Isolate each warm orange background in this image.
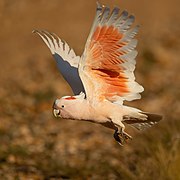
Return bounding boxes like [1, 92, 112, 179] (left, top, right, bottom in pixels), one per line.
[0, 0, 179, 179]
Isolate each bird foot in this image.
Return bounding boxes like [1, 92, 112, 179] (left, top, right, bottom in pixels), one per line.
[113, 129, 132, 146]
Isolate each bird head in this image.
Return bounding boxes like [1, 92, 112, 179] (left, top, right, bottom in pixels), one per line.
[53, 96, 75, 119]
[52, 92, 86, 119]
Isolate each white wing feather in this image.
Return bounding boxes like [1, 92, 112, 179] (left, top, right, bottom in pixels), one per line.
[33, 30, 84, 95]
[33, 30, 79, 67]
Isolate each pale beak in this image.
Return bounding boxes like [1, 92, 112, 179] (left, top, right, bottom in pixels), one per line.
[53, 109, 61, 118]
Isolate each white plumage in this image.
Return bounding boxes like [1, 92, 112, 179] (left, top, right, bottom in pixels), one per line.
[33, 3, 162, 145]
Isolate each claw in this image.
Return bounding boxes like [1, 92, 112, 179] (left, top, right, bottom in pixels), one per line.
[122, 131, 132, 140]
[113, 129, 124, 146]
[113, 129, 132, 145]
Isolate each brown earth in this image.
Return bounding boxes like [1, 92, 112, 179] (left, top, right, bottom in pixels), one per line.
[0, 0, 180, 179]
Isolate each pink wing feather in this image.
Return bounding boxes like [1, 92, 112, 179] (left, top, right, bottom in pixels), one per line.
[79, 3, 144, 103]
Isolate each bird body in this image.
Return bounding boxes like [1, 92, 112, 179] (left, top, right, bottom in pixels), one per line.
[34, 3, 162, 145]
[54, 94, 143, 125]
[53, 92, 151, 143]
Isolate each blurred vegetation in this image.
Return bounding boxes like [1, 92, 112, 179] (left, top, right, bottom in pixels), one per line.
[0, 0, 180, 179]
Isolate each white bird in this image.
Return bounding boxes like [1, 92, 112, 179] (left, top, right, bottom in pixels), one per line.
[33, 3, 162, 145]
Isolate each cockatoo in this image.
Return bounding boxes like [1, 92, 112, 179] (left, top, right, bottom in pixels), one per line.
[33, 3, 162, 145]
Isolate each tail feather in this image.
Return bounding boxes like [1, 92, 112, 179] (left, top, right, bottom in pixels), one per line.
[142, 112, 162, 122]
[123, 112, 163, 131]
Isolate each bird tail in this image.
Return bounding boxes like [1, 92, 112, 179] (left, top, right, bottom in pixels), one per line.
[123, 112, 163, 131]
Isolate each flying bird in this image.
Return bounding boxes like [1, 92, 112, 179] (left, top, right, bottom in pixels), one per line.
[33, 3, 162, 145]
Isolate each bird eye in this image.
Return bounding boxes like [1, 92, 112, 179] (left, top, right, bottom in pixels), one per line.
[61, 105, 65, 108]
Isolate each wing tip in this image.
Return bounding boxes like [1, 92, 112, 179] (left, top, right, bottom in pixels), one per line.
[96, 1, 103, 10]
[32, 29, 41, 35]
[32, 29, 36, 34]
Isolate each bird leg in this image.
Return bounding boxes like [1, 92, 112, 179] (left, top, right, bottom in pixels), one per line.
[113, 122, 132, 145]
[113, 129, 124, 146]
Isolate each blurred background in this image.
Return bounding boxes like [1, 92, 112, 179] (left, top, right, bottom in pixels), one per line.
[0, 0, 180, 179]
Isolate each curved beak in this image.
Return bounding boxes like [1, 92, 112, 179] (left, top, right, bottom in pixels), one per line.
[53, 108, 61, 117]
[52, 101, 61, 118]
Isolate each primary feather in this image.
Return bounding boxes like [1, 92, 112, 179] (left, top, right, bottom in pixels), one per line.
[33, 30, 85, 95]
[79, 3, 144, 104]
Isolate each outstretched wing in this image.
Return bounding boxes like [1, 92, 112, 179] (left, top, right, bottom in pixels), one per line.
[33, 30, 85, 95]
[79, 3, 144, 104]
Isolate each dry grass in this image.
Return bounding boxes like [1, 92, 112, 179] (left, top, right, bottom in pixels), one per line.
[0, 0, 180, 179]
